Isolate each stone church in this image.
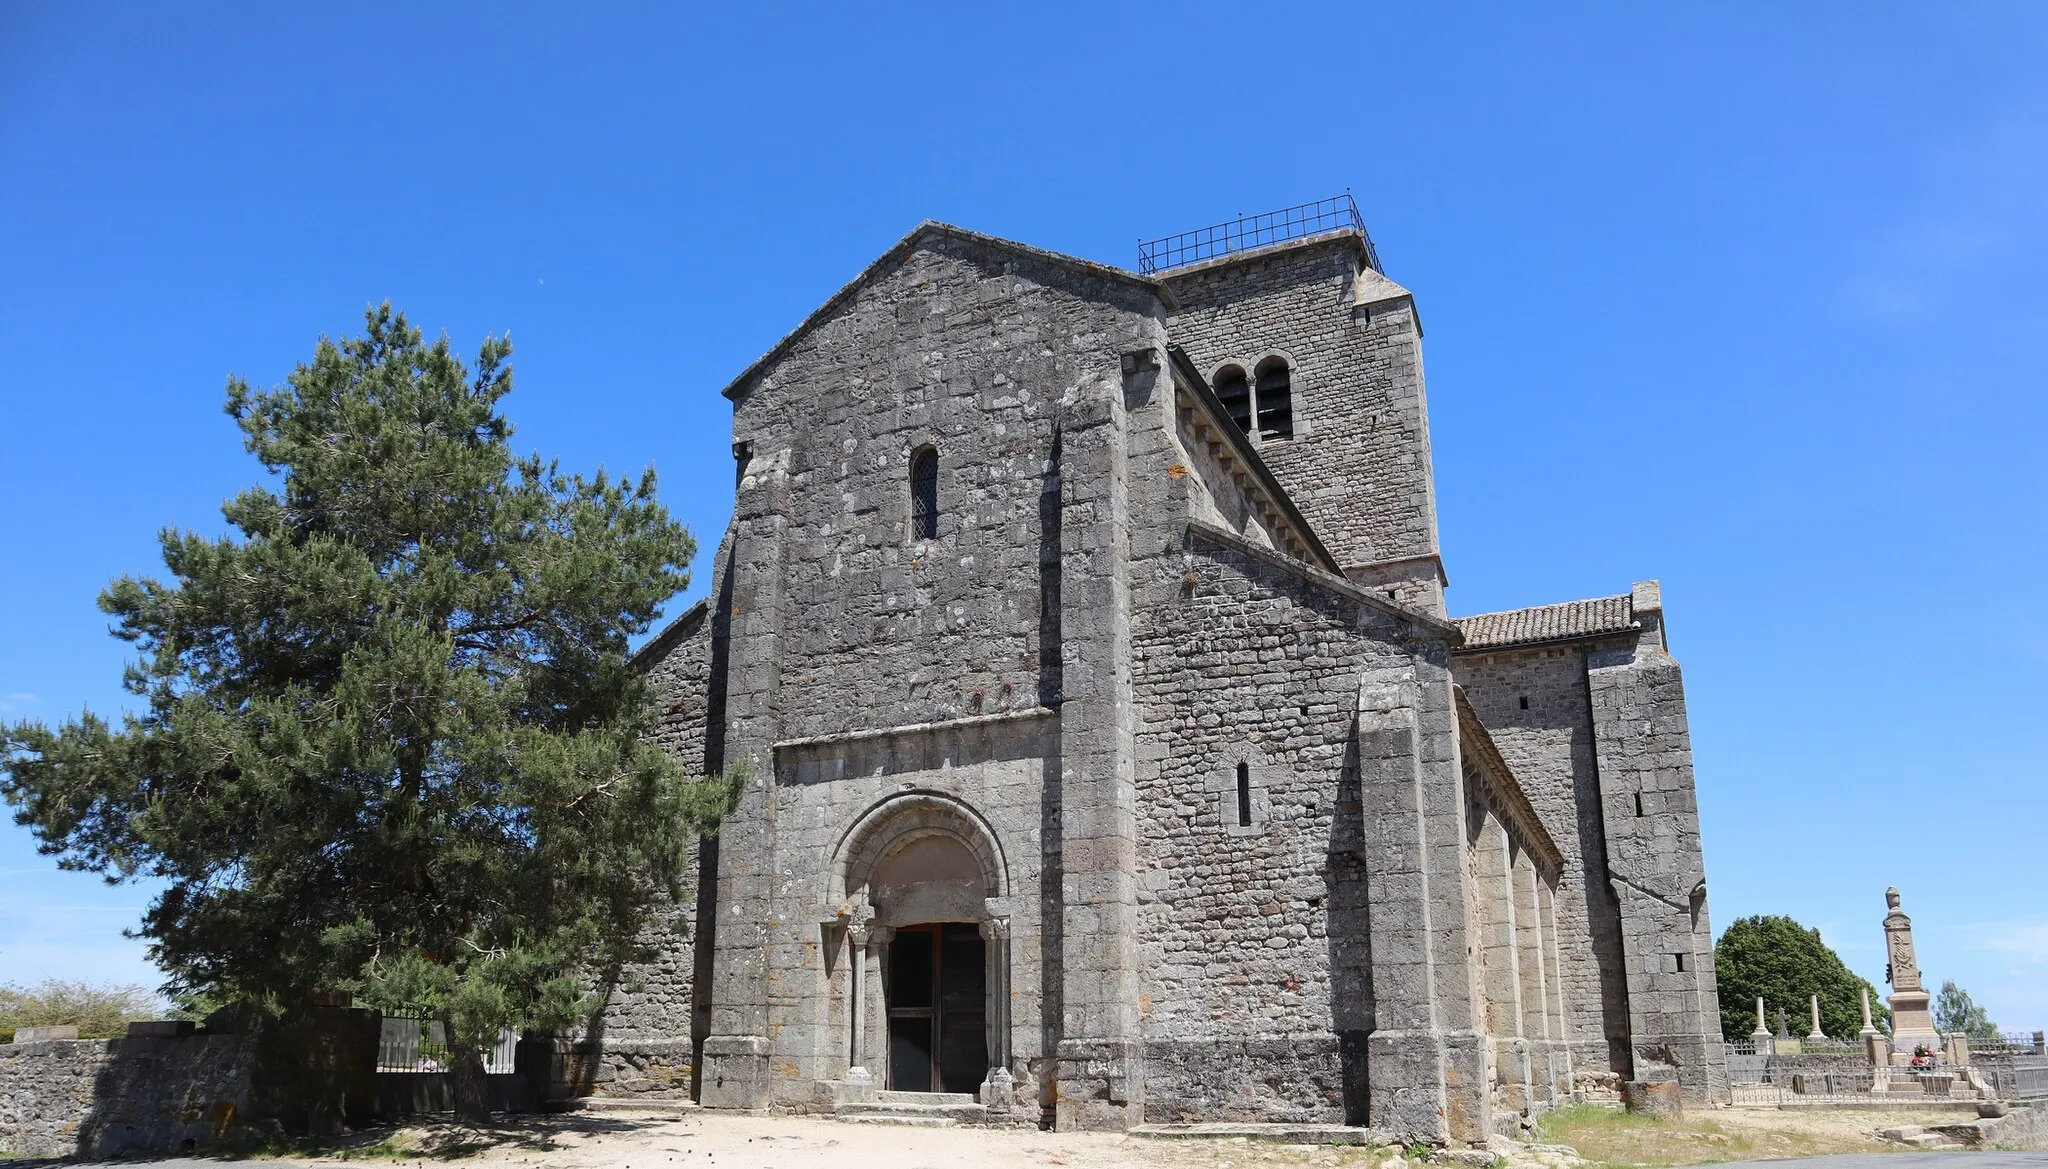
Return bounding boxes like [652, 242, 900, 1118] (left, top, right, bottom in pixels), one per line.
[598, 205, 1726, 1139]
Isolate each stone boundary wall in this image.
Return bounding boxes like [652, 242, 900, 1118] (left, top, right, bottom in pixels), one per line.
[0, 1034, 253, 1159]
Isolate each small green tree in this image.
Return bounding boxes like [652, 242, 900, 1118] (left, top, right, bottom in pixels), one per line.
[0, 979, 159, 1041]
[1934, 980, 1998, 1040]
[1714, 915, 1890, 1040]
[2, 306, 737, 1120]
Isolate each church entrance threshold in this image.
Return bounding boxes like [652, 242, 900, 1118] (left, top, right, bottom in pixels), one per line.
[885, 922, 987, 1094]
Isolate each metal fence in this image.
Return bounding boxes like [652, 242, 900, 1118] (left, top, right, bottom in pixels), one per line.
[376, 1011, 517, 1075]
[1789, 1037, 1864, 1056]
[1973, 1048, 2048, 1101]
[1137, 193, 1380, 275]
[1976, 1032, 2048, 1056]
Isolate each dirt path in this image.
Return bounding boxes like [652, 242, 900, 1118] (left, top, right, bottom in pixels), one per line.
[270, 1112, 1396, 1169]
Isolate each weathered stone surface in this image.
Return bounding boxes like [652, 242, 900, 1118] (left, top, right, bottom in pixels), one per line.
[0, 1034, 253, 1158]
[11, 1026, 78, 1043]
[616, 218, 1724, 1138]
[1621, 1079, 1683, 1119]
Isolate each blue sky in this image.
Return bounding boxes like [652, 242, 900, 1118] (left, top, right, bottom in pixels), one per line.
[2, 4, 2044, 1030]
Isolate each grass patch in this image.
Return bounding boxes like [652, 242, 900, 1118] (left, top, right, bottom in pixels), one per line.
[1538, 1105, 1751, 1169]
[1537, 1103, 1930, 1169]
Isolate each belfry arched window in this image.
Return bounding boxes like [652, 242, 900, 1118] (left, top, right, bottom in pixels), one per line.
[1254, 357, 1293, 441]
[1211, 359, 1295, 443]
[1213, 365, 1252, 438]
[910, 446, 938, 540]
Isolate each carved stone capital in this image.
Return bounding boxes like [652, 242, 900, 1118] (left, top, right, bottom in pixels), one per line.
[843, 898, 877, 945]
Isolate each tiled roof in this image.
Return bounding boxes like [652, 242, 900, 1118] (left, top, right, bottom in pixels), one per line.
[1454, 594, 1636, 651]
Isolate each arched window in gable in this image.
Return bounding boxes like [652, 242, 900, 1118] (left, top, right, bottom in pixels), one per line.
[1212, 365, 1252, 439]
[1254, 357, 1293, 441]
[910, 445, 939, 540]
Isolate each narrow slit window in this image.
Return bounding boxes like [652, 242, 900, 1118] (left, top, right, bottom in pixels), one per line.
[1254, 358, 1293, 441]
[1635, 791, 1646, 817]
[1235, 761, 1252, 828]
[1675, 952, 1690, 973]
[1518, 695, 1530, 710]
[910, 447, 938, 540]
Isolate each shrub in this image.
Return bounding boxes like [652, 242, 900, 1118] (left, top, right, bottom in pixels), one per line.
[0, 978, 160, 1041]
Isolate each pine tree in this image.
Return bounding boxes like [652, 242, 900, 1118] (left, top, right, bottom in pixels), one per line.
[2, 306, 736, 1120]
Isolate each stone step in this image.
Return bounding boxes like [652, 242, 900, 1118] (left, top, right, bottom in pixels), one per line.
[877, 1090, 977, 1105]
[837, 1099, 988, 1124]
[836, 1114, 959, 1128]
[572, 1096, 701, 1117]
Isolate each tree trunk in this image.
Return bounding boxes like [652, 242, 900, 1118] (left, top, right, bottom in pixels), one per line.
[449, 1038, 492, 1124]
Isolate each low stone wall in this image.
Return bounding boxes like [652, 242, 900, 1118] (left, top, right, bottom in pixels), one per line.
[1143, 1036, 1353, 1125]
[0, 1033, 253, 1158]
[550, 1037, 696, 1101]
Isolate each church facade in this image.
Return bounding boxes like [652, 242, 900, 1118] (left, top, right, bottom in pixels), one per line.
[599, 215, 1726, 1139]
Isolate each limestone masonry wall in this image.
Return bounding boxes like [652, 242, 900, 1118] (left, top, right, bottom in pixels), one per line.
[1454, 644, 1633, 1086]
[725, 234, 1159, 741]
[1163, 236, 1441, 598]
[1585, 590, 1726, 1104]
[0, 1035, 251, 1159]
[694, 231, 1162, 1114]
[1130, 529, 1422, 1123]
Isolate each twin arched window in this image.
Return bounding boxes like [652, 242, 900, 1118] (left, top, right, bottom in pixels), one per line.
[910, 446, 939, 540]
[1213, 358, 1294, 443]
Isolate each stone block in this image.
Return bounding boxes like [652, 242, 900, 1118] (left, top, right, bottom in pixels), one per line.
[1622, 1079, 1682, 1119]
[11, 1025, 79, 1042]
[127, 1020, 197, 1038]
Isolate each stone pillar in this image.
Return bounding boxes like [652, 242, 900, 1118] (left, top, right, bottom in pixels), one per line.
[1808, 995, 1826, 1041]
[1587, 583, 1727, 1104]
[1751, 996, 1772, 1057]
[1860, 987, 1889, 1089]
[1514, 854, 1554, 1104]
[867, 927, 893, 1089]
[843, 909, 877, 1094]
[1052, 354, 1145, 1131]
[980, 916, 1015, 1108]
[1475, 813, 1523, 1107]
[1540, 879, 1575, 1099]
[1882, 888, 1939, 1058]
[698, 458, 794, 1110]
[1359, 667, 1489, 1142]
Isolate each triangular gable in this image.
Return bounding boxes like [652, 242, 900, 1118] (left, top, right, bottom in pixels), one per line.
[720, 221, 1162, 404]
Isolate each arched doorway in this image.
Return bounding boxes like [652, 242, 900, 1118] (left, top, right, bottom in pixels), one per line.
[832, 792, 1010, 1096]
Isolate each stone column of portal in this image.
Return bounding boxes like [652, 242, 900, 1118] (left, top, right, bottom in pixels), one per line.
[1883, 888, 1939, 1060]
[843, 910, 876, 1098]
[867, 927, 894, 1089]
[1052, 355, 1144, 1131]
[979, 917, 1016, 1110]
